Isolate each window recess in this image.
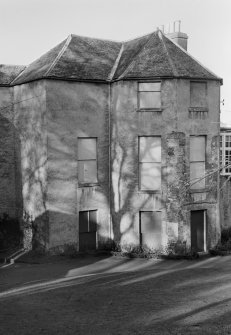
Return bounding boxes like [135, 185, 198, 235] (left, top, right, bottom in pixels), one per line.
[138, 82, 161, 110]
[139, 136, 161, 191]
[190, 136, 206, 190]
[78, 138, 97, 184]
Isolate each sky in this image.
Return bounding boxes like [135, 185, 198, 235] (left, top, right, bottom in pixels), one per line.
[0, 0, 230, 124]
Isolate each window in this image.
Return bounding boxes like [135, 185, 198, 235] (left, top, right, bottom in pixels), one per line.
[190, 136, 206, 190]
[79, 210, 97, 251]
[78, 138, 97, 184]
[139, 211, 162, 249]
[190, 82, 207, 108]
[220, 133, 231, 175]
[139, 136, 161, 191]
[138, 82, 161, 109]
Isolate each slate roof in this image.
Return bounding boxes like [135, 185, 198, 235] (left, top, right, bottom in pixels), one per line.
[0, 65, 25, 86]
[11, 30, 222, 85]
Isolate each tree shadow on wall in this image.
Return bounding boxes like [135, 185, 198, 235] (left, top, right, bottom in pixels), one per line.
[0, 113, 23, 250]
[110, 116, 166, 249]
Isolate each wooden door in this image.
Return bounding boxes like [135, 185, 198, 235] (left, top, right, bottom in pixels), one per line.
[191, 210, 206, 252]
[79, 210, 97, 251]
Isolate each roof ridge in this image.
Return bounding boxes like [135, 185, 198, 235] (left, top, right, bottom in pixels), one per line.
[116, 32, 155, 80]
[158, 30, 178, 77]
[122, 31, 154, 43]
[71, 33, 121, 44]
[163, 33, 222, 82]
[45, 35, 72, 77]
[108, 44, 124, 81]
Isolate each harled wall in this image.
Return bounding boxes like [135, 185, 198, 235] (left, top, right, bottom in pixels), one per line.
[46, 80, 110, 251]
[110, 79, 221, 251]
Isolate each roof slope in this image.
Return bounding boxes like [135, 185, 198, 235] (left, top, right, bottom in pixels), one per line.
[13, 35, 122, 85]
[12, 39, 69, 85]
[161, 33, 220, 80]
[114, 32, 175, 80]
[11, 30, 222, 85]
[0, 65, 25, 86]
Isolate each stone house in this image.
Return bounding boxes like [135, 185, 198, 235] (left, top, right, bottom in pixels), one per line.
[0, 28, 222, 253]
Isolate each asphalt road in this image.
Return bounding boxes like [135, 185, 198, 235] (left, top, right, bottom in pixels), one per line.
[0, 255, 231, 335]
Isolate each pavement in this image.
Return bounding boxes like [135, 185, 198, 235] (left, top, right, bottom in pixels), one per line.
[1, 253, 231, 334]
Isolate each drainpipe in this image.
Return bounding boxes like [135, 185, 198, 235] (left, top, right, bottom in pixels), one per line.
[108, 83, 112, 241]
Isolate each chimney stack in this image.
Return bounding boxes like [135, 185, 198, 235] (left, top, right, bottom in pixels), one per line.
[161, 20, 188, 51]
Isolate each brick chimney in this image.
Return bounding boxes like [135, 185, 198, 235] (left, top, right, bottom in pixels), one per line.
[165, 21, 188, 51]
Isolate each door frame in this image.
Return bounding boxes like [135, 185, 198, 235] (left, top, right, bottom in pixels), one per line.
[78, 209, 98, 251]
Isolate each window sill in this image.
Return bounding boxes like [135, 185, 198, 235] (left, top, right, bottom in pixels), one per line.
[137, 108, 163, 112]
[78, 183, 99, 188]
[189, 189, 208, 194]
[188, 107, 208, 112]
[138, 190, 161, 194]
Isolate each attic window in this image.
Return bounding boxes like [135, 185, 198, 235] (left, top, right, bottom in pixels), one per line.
[190, 82, 207, 109]
[138, 82, 161, 110]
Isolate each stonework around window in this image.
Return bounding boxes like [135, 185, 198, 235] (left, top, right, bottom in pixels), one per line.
[220, 133, 231, 175]
[190, 136, 206, 190]
[78, 138, 97, 184]
[138, 82, 161, 110]
[139, 136, 161, 191]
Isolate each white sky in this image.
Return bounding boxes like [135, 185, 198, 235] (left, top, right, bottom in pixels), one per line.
[0, 0, 230, 124]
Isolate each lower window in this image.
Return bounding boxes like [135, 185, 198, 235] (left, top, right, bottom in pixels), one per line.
[139, 211, 162, 249]
[79, 210, 97, 251]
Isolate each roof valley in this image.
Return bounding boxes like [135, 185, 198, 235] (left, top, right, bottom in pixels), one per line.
[108, 43, 124, 81]
[116, 33, 154, 81]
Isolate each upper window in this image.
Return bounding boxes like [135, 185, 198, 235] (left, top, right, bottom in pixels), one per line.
[220, 133, 231, 175]
[78, 138, 97, 184]
[190, 136, 206, 190]
[138, 82, 161, 110]
[190, 82, 207, 108]
[139, 136, 161, 191]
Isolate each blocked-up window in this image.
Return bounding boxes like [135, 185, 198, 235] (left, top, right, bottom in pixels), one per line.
[140, 211, 162, 249]
[138, 82, 161, 109]
[78, 138, 97, 183]
[220, 133, 231, 175]
[190, 136, 206, 189]
[190, 82, 207, 108]
[139, 136, 161, 191]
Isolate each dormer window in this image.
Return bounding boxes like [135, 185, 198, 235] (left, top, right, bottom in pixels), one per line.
[138, 82, 161, 110]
